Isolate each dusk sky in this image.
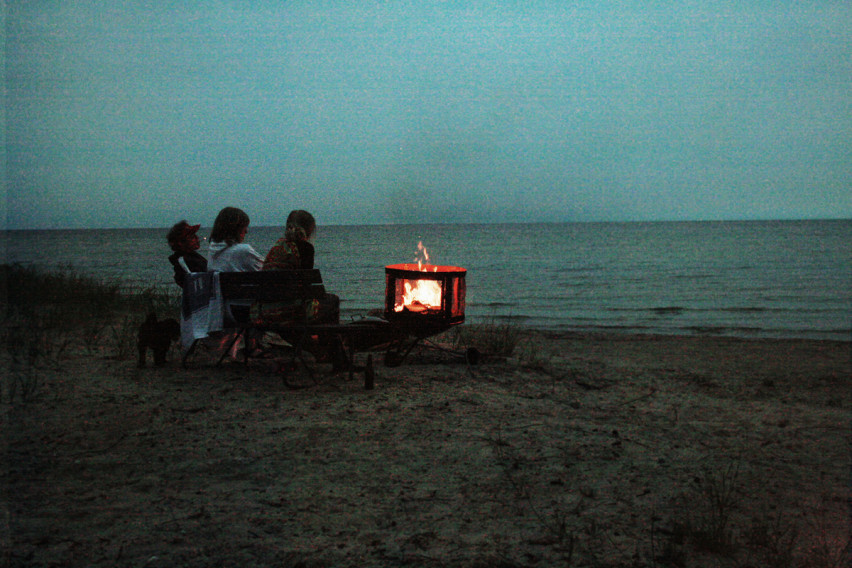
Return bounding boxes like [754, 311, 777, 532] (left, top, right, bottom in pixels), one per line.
[5, 2, 851, 230]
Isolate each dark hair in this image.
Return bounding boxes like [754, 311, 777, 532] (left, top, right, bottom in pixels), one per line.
[167, 220, 199, 251]
[286, 210, 316, 239]
[209, 207, 250, 246]
[167, 220, 190, 248]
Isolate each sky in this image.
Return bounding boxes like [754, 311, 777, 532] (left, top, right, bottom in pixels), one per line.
[4, 1, 851, 230]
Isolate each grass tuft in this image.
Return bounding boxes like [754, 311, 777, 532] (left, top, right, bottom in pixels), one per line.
[691, 460, 741, 553]
[451, 318, 522, 358]
[1, 264, 181, 400]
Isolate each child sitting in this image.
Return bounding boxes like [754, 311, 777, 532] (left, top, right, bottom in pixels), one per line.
[264, 209, 316, 270]
[260, 210, 345, 369]
[167, 220, 207, 287]
[261, 210, 339, 325]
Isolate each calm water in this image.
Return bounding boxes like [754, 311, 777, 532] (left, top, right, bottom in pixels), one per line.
[4, 220, 851, 340]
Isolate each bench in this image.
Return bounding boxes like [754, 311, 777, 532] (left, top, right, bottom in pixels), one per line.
[181, 269, 390, 387]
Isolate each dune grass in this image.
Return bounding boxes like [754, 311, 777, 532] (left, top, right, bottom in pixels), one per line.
[2, 263, 178, 315]
[1, 263, 180, 401]
[449, 317, 523, 358]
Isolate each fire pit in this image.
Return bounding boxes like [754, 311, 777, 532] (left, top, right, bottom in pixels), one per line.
[377, 242, 472, 367]
[384, 263, 466, 333]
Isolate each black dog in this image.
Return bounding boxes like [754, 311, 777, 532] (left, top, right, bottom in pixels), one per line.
[137, 313, 180, 368]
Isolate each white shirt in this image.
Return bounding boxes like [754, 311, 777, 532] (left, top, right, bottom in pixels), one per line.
[207, 241, 263, 272]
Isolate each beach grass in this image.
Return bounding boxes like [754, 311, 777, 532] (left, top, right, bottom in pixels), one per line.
[2, 262, 179, 315]
[449, 317, 523, 358]
[1, 263, 180, 401]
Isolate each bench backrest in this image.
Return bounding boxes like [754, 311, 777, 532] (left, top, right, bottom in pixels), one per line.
[218, 269, 326, 303]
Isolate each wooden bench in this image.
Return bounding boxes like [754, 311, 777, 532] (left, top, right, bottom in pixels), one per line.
[181, 269, 390, 387]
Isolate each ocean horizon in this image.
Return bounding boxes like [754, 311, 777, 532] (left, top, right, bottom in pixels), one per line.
[4, 219, 851, 341]
[4, 216, 852, 232]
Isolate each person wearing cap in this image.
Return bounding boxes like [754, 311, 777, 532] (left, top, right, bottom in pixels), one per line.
[167, 220, 208, 287]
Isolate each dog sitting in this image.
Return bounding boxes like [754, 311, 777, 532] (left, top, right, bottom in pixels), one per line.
[137, 313, 180, 368]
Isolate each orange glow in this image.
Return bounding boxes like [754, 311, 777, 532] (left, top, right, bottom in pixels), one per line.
[394, 278, 442, 312]
[415, 241, 429, 270]
[388, 242, 464, 313]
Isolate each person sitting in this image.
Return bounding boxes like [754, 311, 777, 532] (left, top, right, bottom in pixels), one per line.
[207, 207, 263, 325]
[261, 210, 345, 370]
[263, 209, 315, 270]
[207, 206, 263, 273]
[167, 220, 208, 287]
[261, 210, 339, 325]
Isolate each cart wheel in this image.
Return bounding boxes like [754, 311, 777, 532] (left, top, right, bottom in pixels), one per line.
[465, 347, 481, 365]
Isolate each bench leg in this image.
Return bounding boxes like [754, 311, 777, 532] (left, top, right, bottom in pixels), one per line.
[364, 354, 375, 389]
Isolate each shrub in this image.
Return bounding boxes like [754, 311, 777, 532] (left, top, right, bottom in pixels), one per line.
[452, 318, 522, 358]
[1, 263, 180, 362]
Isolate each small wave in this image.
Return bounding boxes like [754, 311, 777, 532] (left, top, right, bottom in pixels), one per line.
[471, 301, 516, 308]
[650, 306, 686, 316]
[466, 314, 528, 324]
[684, 325, 763, 335]
[584, 324, 654, 333]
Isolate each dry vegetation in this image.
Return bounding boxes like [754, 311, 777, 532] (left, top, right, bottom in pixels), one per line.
[2, 264, 850, 567]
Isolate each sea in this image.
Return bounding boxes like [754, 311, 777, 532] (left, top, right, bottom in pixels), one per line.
[3, 220, 851, 341]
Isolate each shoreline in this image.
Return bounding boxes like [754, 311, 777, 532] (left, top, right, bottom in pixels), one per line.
[345, 312, 852, 344]
[4, 328, 850, 566]
[490, 324, 851, 342]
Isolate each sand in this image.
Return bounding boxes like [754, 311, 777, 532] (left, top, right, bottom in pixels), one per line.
[2, 330, 850, 567]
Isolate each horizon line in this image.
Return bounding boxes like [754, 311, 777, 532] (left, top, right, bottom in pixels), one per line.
[2, 216, 851, 232]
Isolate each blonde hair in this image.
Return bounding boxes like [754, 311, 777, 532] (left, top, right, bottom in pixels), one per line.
[285, 210, 316, 240]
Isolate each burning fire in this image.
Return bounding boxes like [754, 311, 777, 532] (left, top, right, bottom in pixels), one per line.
[394, 241, 443, 313]
[415, 241, 428, 269]
[414, 240, 439, 272]
[396, 278, 442, 312]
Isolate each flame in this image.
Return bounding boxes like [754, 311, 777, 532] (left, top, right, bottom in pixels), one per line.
[393, 241, 442, 312]
[395, 278, 442, 312]
[415, 241, 430, 270]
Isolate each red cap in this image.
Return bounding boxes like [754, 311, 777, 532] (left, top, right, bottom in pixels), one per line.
[181, 223, 201, 238]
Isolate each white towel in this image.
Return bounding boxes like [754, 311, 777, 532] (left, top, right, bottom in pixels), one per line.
[180, 272, 225, 354]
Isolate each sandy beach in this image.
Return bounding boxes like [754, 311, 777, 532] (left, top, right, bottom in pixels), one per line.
[3, 329, 850, 567]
